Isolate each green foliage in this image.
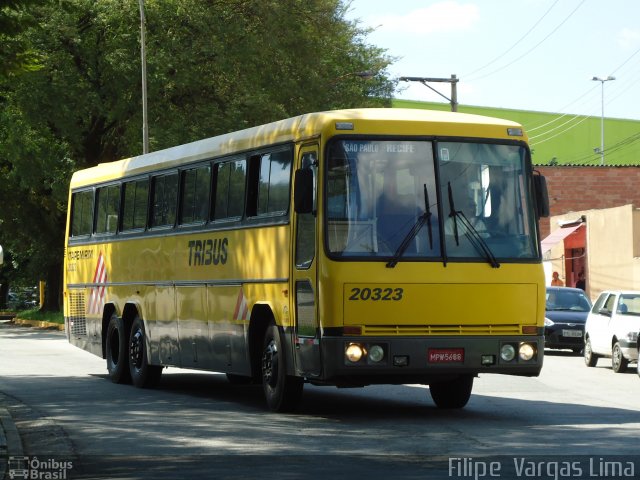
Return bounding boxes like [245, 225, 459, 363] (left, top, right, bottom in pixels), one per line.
[15, 308, 64, 324]
[0, 0, 43, 75]
[0, 0, 395, 307]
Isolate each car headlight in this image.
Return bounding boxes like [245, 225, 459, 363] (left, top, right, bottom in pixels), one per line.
[625, 331, 638, 343]
[544, 317, 554, 327]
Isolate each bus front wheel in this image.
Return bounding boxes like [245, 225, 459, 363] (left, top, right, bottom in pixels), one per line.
[261, 324, 303, 412]
[105, 314, 131, 384]
[429, 375, 473, 409]
[129, 316, 163, 388]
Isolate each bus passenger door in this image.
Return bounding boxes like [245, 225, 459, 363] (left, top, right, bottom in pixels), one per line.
[292, 147, 321, 377]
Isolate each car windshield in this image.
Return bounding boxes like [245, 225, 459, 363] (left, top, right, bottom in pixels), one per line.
[325, 139, 539, 263]
[546, 289, 591, 312]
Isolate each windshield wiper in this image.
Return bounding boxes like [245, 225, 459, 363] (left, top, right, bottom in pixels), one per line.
[386, 184, 433, 268]
[447, 182, 500, 269]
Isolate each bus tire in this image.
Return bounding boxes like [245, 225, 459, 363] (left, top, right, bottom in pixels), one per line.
[261, 324, 303, 412]
[129, 316, 163, 388]
[105, 314, 131, 384]
[429, 375, 473, 409]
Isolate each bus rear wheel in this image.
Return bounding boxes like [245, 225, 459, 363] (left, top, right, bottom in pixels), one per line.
[129, 316, 163, 388]
[261, 324, 303, 412]
[105, 314, 131, 384]
[429, 375, 473, 409]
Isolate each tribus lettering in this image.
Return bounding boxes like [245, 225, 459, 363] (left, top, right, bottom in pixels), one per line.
[188, 238, 228, 266]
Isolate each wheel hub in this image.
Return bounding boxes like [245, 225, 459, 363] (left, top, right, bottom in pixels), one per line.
[130, 330, 143, 369]
[262, 340, 279, 388]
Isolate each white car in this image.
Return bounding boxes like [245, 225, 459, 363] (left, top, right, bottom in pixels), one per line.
[584, 290, 640, 373]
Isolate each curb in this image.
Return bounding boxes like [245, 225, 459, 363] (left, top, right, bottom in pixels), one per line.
[1, 406, 24, 480]
[11, 318, 64, 331]
[0, 408, 23, 457]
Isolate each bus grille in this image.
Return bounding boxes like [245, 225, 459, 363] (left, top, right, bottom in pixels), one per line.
[362, 324, 523, 336]
[68, 291, 87, 336]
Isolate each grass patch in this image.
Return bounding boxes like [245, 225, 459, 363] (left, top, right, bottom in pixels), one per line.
[16, 309, 64, 324]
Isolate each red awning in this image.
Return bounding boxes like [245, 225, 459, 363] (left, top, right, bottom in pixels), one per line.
[540, 224, 582, 255]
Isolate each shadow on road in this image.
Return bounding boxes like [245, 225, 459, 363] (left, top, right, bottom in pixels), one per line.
[2, 323, 639, 479]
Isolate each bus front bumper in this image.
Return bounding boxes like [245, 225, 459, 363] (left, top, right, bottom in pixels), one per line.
[315, 335, 543, 386]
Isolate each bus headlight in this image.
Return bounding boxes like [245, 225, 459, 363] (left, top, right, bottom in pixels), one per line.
[345, 343, 364, 363]
[500, 344, 516, 362]
[519, 343, 536, 361]
[369, 344, 385, 363]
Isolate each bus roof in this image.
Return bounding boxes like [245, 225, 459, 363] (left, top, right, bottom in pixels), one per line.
[70, 108, 526, 189]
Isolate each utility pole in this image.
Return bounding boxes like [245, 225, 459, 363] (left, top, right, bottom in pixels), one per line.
[139, 0, 149, 154]
[399, 75, 459, 112]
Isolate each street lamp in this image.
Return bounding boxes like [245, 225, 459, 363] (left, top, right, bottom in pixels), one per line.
[139, 0, 149, 154]
[399, 75, 459, 112]
[591, 75, 615, 165]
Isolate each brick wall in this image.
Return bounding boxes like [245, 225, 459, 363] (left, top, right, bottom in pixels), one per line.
[536, 166, 640, 238]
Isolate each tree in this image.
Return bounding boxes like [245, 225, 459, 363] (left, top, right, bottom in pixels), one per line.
[0, 0, 396, 311]
[0, 0, 42, 76]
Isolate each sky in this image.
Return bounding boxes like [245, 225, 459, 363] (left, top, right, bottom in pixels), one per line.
[345, 0, 640, 120]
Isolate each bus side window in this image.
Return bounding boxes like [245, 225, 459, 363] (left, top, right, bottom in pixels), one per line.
[95, 184, 121, 234]
[212, 159, 246, 221]
[122, 178, 149, 231]
[71, 190, 94, 237]
[150, 172, 178, 228]
[180, 165, 211, 225]
[247, 149, 292, 218]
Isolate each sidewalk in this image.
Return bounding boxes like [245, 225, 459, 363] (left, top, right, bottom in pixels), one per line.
[1, 319, 65, 477]
[0, 404, 24, 480]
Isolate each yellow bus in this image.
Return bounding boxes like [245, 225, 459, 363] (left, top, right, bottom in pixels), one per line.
[64, 108, 549, 411]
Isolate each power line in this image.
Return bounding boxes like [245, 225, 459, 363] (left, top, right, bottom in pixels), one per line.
[468, 0, 586, 81]
[529, 42, 640, 133]
[525, 85, 599, 132]
[545, 130, 640, 165]
[529, 114, 593, 147]
[529, 113, 593, 141]
[464, 0, 560, 79]
[610, 44, 640, 76]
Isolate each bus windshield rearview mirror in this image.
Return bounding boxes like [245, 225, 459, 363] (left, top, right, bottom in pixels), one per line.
[533, 173, 550, 218]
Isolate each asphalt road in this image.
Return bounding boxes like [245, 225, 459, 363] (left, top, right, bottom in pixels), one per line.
[1, 320, 639, 479]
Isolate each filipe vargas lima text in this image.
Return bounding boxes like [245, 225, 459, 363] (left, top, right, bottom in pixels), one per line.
[448, 457, 636, 479]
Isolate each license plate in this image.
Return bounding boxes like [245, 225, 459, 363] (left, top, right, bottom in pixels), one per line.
[562, 329, 583, 338]
[428, 348, 464, 363]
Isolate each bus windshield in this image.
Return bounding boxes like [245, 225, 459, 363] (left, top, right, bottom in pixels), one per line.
[325, 139, 539, 262]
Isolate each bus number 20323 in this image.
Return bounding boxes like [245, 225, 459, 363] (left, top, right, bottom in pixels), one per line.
[348, 287, 404, 301]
